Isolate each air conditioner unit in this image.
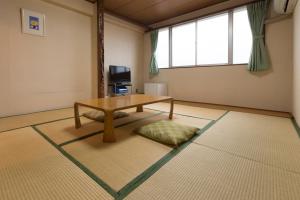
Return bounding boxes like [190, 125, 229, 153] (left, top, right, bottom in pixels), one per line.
[274, 0, 298, 14]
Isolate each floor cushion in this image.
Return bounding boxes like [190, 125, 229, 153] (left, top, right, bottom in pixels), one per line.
[135, 120, 199, 146]
[83, 110, 129, 122]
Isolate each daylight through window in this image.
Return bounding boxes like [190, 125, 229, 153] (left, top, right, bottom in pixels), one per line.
[156, 7, 252, 68]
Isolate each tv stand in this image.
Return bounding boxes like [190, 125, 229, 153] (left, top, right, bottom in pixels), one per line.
[108, 83, 133, 96]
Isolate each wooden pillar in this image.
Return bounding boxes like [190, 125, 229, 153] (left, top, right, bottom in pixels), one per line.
[97, 0, 105, 98]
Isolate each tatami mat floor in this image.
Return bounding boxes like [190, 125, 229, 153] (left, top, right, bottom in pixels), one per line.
[0, 102, 299, 200]
[126, 144, 300, 200]
[0, 107, 93, 133]
[0, 127, 113, 200]
[36, 109, 160, 145]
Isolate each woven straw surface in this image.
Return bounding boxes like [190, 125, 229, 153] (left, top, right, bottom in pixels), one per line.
[0, 107, 93, 132]
[63, 114, 211, 191]
[144, 102, 226, 120]
[126, 144, 300, 200]
[0, 127, 113, 200]
[194, 111, 300, 173]
[36, 109, 159, 145]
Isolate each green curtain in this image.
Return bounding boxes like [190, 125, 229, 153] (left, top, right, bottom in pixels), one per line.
[149, 30, 159, 75]
[247, 0, 269, 72]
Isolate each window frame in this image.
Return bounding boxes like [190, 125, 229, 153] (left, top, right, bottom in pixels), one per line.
[157, 7, 249, 69]
[171, 21, 197, 67]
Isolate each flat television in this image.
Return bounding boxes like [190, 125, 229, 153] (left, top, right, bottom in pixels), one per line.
[109, 65, 131, 83]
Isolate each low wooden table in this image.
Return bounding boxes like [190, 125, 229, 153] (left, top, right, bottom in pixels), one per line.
[74, 94, 174, 142]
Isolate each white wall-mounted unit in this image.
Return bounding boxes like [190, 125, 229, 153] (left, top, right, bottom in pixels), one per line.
[144, 83, 168, 96]
[274, 0, 298, 14]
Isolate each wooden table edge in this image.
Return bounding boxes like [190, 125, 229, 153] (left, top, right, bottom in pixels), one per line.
[74, 97, 173, 113]
[74, 97, 174, 142]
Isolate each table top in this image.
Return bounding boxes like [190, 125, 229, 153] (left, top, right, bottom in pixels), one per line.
[76, 94, 172, 112]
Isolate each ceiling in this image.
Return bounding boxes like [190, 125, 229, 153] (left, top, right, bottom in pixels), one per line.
[86, 0, 228, 26]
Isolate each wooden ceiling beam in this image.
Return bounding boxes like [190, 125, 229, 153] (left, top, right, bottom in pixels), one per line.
[97, 0, 105, 98]
[84, 0, 148, 29]
[104, 9, 149, 29]
[85, 0, 259, 29]
[149, 0, 259, 30]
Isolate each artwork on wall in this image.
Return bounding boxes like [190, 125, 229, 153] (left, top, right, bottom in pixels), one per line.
[21, 8, 45, 36]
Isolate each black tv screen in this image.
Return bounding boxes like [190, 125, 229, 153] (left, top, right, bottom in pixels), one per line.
[109, 65, 131, 83]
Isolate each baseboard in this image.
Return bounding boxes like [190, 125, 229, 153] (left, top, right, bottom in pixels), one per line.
[174, 99, 292, 118]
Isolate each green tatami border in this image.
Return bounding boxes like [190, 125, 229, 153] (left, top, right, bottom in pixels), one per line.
[31, 125, 119, 199]
[116, 111, 229, 199]
[144, 107, 221, 121]
[27, 110, 167, 199]
[58, 111, 164, 147]
[0, 106, 73, 119]
[292, 117, 300, 138]
[0, 103, 218, 133]
[28, 109, 229, 200]
[0, 116, 79, 134]
[116, 121, 215, 200]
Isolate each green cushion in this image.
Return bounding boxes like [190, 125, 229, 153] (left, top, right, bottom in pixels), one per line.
[136, 120, 199, 146]
[83, 111, 129, 122]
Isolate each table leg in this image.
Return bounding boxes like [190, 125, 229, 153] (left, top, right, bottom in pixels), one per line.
[169, 99, 174, 119]
[74, 103, 81, 129]
[103, 111, 116, 142]
[136, 105, 143, 112]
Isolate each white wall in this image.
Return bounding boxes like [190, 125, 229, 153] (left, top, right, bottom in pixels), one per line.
[144, 17, 293, 112]
[0, 0, 94, 117]
[293, 2, 300, 124]
[104, 14, 145, 96]
[1, 0, 294, 116]
[0, 0, 145, 117]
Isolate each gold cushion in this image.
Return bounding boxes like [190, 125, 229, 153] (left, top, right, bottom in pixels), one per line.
[136, 120, 199, 146]
[83, 111, 129, 122]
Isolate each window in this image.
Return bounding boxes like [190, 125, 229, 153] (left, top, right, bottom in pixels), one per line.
[233, 8, 252, 64]
[156, 7, 252, 68]
[172, 22, 196, 66]
[156, 28, 169, 68]
[197, 13, 228, 65]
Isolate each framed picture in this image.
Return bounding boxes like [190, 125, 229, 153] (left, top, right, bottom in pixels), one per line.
[21, 8, 45, 36]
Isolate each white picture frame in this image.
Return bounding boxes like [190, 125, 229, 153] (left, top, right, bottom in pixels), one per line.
[21, 8, 46, 36]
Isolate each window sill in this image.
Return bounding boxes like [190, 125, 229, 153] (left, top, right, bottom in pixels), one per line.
[159, 63, 248, 69]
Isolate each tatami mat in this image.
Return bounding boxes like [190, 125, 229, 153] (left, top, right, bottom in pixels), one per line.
[62, 113, 211, 191]
[194, 111, 300, 173]
[126, 144, 300, 200]
[35, 117, 103, 145]
[36, 109, 160, 145]
[196, 111, 299, 141]
[0, 107, 93, 132]
[0, 127, 112, 200]
[144, 102, 226, 120]
[171, 113, 211, 128]
[3, 104, 298, 200]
